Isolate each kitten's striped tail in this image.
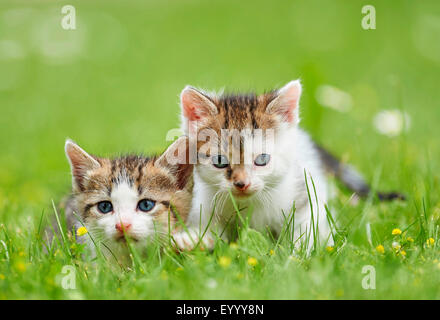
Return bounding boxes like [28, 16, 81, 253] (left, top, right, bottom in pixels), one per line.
[314, 144, 405, 201]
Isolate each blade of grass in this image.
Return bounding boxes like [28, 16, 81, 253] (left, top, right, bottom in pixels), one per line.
[51, 200, 72, 258]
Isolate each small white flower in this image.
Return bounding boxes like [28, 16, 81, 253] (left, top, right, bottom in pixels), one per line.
[315, 85, 352, 112]
[206, 278, 218, 289]
[373, 109, 411, 137]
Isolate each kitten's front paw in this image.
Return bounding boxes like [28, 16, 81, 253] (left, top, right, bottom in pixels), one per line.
[172, 230, 215, 252]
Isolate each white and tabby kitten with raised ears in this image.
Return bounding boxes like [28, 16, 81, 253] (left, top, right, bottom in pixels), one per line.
[62, 136, 193, 261]
[172, 80, 333, 251]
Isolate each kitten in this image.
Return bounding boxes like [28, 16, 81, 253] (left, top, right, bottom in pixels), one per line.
[173, 80, 403, 252]
[61, 136, 192, 262]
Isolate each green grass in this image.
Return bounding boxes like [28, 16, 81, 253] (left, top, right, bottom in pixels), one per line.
[1, 0, 440, 299]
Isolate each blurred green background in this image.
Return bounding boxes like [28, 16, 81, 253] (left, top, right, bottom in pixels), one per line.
[0, 0, 440, 299]
[0, 0, 439, 207]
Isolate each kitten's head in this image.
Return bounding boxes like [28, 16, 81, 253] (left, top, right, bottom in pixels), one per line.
[179, 80, 302, 199]
[65, 137, 192, 244]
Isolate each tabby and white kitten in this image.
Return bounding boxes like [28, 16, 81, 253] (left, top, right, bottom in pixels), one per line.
[171, 80, 333, 251]
[63, 136, 192, 261]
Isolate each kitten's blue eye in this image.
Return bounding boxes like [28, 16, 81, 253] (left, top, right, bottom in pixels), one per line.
[97, 201, 113, 214]
[254, 154, 271, 166]
[138, 199, 156, 212]
[212, 155, 229, 169]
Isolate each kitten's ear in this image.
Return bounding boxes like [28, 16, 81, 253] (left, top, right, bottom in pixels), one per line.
[155, 136, 193, 190]
[266, 80, 302, 124]
[180, 86, 218, 132]
[65, 139, 101, 190]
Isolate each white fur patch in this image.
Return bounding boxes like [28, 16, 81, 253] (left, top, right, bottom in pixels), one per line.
[92, 181, 157, 245]
[184, 126, 333, 250]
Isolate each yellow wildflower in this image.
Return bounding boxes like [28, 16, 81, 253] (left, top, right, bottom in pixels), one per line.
[14, 262, 26, 273]
[400, 250, 407, 256]
[269, 249, 275, 256]
[0, 274, 5, 280]
[392, 228, 402, 236]
[229, 242, 238, 249]
[427, 238, 435, 246]
[376, 245, 385, 254]
[247, 257, 258, 267]
[326, 246, 334, 253]
[218, 256, 232, 268]
[407, 237, 414, 243]
[76, 226, 88, 237]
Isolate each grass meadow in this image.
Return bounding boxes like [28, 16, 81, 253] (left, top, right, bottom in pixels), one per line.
[1, 0, 440, 299]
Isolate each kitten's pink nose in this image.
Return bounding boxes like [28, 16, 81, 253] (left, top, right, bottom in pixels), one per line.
[115, 222, 132, 233]
[234, 181, 250, 191]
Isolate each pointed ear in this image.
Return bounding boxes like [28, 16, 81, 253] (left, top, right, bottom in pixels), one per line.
[180, 86, 218, 132]
[65, 139, 101, 190]
[266, 80, 302, 124]
[155, 136, 193, 190]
